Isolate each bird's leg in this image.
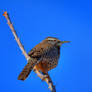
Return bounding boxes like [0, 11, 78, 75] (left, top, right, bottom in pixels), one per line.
[33, 67, 48, 80]
[33, 67, 56, 92]
[41, 72, 49, 81]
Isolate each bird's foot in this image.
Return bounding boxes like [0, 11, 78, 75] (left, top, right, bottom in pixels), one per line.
[41, 74, 48, 81]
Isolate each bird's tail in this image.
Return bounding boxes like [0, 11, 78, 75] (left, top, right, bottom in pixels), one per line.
[18, 59, 37, 81]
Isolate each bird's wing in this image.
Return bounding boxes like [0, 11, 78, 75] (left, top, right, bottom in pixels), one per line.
[28, 42, 52, 59]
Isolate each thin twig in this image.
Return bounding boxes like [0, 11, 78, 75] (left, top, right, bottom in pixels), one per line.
[3, 11, 30, 61]
[3, 11, 56, 92]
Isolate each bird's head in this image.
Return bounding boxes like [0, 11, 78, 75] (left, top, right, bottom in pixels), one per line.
[44, 37, 70, 46]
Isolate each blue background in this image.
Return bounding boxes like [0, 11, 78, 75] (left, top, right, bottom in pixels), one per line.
[0, 0, 92, 92]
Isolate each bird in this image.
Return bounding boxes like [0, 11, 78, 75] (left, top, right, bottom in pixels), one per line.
[18, 37, 70, 81]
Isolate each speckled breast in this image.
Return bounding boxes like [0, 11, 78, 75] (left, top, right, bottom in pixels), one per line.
[41, 47, 60, 71]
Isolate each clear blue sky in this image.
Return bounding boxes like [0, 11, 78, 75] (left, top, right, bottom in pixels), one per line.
[0, 0, 92, 92]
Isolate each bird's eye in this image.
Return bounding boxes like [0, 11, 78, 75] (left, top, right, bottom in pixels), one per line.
[48, 40, 51, 41]
[47, 39, 56, 42]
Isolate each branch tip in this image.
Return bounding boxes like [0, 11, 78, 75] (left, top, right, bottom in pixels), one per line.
[3, 11, 8, 16]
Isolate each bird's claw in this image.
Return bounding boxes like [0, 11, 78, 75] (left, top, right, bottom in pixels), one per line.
[41, 74, 48, 81]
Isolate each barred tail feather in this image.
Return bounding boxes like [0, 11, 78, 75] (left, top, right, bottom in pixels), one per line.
[18, 61, 35, 81]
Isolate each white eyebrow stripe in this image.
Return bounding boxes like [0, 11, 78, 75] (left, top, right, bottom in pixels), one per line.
[47, 38, 56, 40]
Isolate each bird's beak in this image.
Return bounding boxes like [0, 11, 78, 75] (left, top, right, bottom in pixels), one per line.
[57, 40, 70, 46]
[60, 41, 70, 44]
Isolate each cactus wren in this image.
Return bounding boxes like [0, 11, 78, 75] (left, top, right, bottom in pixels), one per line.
[18, 37, 70, 80]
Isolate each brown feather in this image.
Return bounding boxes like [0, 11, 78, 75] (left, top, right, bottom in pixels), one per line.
[18, 59, 37, 81]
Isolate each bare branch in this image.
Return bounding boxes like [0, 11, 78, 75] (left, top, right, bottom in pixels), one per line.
[44, 74, 56, 92]
[3, 11, 30, 61]
[3, 11, 56, 92]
